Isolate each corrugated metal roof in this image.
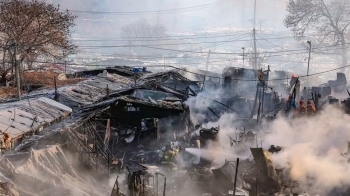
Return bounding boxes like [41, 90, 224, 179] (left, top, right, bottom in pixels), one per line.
[61, 74, 134, 105]
[116, 95, 183, 111]
[0, 97, 72, 139]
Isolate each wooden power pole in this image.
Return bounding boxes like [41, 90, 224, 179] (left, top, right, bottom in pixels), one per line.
[14, 42, 21, 100]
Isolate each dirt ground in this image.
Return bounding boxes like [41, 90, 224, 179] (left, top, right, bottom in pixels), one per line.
[0, 71, 84, 99]
[0, 87, 22, 99]
[22, 71, 83, 87]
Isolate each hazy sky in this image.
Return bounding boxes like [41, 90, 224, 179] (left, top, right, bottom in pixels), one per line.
[53, 0, 289, 37]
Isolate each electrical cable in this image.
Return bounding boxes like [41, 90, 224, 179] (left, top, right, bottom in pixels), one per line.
[77, 34, 253, 48]
[66, 1, 224, 15]
[75, 31, 285, 40]
[73, 32, 256, 41]
[168, 64, 350, 81]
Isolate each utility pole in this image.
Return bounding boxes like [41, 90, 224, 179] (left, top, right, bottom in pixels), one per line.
[260, 20, 262, 33]
[261, 65, 270, 116]
[14, 42, 21, 100]
[64, 51, 67, 74]
[259, 20, 266, 33]
[205, 49, 211, 71]
[253, 0, 256, 29]
[253, 0, 258, 70]
[253, 28, 257, 69]
[241, 47, 245, 66]
[54, 76, 57, 101]
[306, 40, 311, 87]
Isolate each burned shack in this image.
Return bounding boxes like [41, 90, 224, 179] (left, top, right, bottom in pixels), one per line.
[141, 71, 201, 94]
[222, 67, 259, 96]
[0, 97, 72, 151]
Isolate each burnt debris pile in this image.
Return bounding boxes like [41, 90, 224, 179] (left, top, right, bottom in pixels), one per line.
[1, 66, 350, 196]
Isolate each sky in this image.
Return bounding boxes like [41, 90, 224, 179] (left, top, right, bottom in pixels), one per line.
[52, 0, 290, 37]
[50, 0, 344, 80]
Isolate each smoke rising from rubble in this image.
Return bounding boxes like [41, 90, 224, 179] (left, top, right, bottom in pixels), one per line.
[185, 88, 225, 125]
[262, 105, 350, 194]
[188, 99, 350, 194]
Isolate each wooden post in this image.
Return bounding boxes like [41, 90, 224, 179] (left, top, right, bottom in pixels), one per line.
[108, 153, 110, 177]
[233, 158, 240, 196]
[106, 85, 110, 99]
[257, 102, 261, 124]
[143, 178, 145, 196]
[134, 74, 137, 87]
[156, 119, 160, 143]
[256, 167, 259, 196]
[116, 176, 120, 196]
[104, 119, 111, 149]
[156, 174, 159, 196]
[54, 76, 57, 101]
[14, 42, 21, 100]
[95, 139, 98, 173]
[163, 177, 166, 196]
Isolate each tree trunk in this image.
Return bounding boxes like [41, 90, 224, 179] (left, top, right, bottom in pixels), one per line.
[2, 48, 5, 70]
[0, 71, 7, 86]
[27, 61, 33, 70]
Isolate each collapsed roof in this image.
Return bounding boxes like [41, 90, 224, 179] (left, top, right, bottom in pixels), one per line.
[0, 97, 72, 143]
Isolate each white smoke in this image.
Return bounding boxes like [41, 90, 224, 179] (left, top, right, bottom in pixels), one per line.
[185, 88, 225, 125]
[262, 105, 350, 194]
[189, 103, 350, 194]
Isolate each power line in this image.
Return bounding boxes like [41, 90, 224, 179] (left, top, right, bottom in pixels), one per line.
[73, 31, 293, 40]
[67, 1, 223, 15]
[73, 32, 253, 42]
[77, 36, 255, 48]
[29, 61, 350, 81]
[116, 41, 350, 56]
[256, 34, 285, 49]
[157, 64, 350, 81]
[73, 35, 296, 43]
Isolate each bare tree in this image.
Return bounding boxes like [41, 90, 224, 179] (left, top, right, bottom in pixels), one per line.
[120, 25, 134, 54]
[120, 17, 167, 54]
[152, 23, 166, 38]
[0, 0, 77, 84]
[152, 15, 167, 38]
[285, 0, 350, 71]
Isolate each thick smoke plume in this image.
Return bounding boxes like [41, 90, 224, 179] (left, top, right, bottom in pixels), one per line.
[263, 105, 350, 194]
[187, 96, 350, 194]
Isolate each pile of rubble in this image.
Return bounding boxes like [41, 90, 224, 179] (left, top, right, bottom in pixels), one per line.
[4, 66, 350, 195]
